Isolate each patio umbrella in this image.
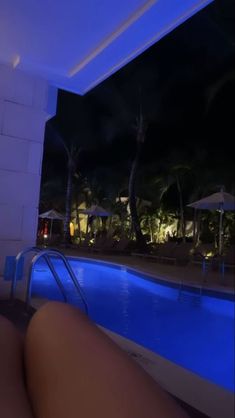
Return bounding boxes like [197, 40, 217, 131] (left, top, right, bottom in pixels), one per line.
[39, 209, 65, 239]
[187, 190, 235, 254]
[78, 205, 112, 237]
[78, 205, 112, 217]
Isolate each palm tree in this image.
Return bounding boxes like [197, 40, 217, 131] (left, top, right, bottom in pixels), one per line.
[170, 164, 191, 242]
[72, 177, 92, 243]
[128, 109, 147, 250]
[46, 123, 81, 244]
[152, 154, 192, 242]
[64, 144, 81, 243]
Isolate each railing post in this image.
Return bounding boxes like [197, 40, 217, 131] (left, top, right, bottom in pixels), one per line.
[24, 249, 88, 315]
[10, 247, 41, 301]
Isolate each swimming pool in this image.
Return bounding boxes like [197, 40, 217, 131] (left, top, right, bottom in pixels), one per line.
[31, 257, 234, 392]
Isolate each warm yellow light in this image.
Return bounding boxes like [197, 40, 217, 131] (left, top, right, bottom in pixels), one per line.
[70, 222, 75, 236]
[205, 251, 213, 259]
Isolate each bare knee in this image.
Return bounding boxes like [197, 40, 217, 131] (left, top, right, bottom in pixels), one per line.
[24, 306, 188, 418]
[29, 301, 86, 323]
[24, 302, 89, 364]
[26, 301, 87, 342]
[30, 300, 86, 323]
[24, 302, 95, 416]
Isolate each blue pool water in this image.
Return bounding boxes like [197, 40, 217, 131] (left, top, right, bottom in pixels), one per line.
[32, 257, 234, 392]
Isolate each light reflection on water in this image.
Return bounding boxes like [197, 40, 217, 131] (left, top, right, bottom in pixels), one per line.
[32, 257, 234, 392]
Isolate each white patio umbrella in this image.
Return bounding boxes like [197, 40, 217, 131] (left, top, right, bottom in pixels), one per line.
[187, 190, 235, 254]
[78, 205, 112, 237]
[78, 205, 112, 217]
[39, 209, 65, 239]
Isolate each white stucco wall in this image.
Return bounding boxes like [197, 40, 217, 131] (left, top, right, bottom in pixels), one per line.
[0, 64, 57, 275]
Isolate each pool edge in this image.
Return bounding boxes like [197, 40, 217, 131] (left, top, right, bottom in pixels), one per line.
[69, 255, 235, 301]
[100, 326, 234, 418]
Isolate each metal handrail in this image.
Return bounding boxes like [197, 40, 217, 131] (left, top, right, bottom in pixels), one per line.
[25, 249, 88, 314]
[40, 253, 68, 303]
[10, 246, 41, 301]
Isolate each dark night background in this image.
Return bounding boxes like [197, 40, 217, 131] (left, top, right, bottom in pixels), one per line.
[41, 0, 235, 211]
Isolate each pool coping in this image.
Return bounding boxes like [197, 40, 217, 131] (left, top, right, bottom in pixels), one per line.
[68, 255, 235, 301]
[101, 327, 234, 418]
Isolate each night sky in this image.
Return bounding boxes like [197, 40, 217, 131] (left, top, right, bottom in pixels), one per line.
[43, 0, 235, 201]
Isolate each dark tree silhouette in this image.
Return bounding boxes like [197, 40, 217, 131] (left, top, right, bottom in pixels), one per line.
[128, 109, 148, 250]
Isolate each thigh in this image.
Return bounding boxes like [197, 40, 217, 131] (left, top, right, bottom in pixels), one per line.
[25, 302, 188, 418]
[0, 315, 33, 418]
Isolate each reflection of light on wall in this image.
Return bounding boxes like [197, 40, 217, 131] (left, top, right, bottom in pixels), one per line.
[70, 222, 75, 236]
[71, 203, 88, 235]
[68, 0, 157, 77]
[185, 221, 193, 234]
[12, 54, 20, 68]
[165, 225, 175, 235]
[158, 220, 194, 242]
[156, 221, 177, 242]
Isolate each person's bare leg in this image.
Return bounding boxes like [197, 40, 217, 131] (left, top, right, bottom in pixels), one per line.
[0, 315, 33, 418]
[25, 302, 188, 418]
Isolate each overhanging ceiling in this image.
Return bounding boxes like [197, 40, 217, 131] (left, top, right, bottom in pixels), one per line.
[0, 0, 213, 94]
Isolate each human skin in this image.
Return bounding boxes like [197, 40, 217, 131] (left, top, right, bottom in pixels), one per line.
[24, 302, 188, 418]
[0, 315, 33, 418]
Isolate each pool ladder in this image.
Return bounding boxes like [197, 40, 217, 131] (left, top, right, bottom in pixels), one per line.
[178, 282, 202, 307]
[10, 247, 88, 315]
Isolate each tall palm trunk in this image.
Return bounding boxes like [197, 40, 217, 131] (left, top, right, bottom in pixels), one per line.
[76, 205, 81, 243]
[195, 210, 201, 246]
[46, 125, 80, 246]
[63, 158, 74, 244]
[148, 216, 153, 242]
[176, 174, 186, 242]
[128, 112, 147, 251]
